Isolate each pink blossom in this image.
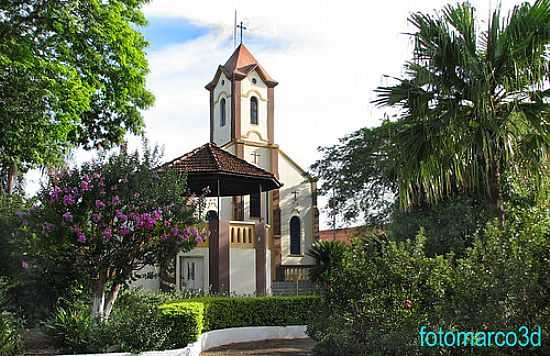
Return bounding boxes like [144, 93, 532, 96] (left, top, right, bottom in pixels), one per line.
[49, 186, 62, 202]
[63, 194, 76, 206]
[80, 180, 90, 191]
[115, 209, 127, 222]
[21, 260, 29, 269]
[170, 227, 179, 237]
[92, 212, 102, 223]
[111, 195, 121, 206]
[152, 209, 162, 221]
[119, 226, 130, 236]
[95, 200, 106, 209]
[76, 231, 86, 244]
[102, 228, 112, 241]
[63, 212, 73, 223]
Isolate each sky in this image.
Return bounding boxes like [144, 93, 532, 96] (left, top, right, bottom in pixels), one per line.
[25, 0, 528, 228]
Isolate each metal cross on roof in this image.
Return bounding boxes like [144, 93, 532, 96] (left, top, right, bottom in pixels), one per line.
[237, 21, 247, 44]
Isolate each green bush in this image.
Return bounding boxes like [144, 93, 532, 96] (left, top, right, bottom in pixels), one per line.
[44, 290, 319, 353]
[160, 295, 321, 348]
[0, 277, 22, 356]
[307, 240, 347, 286]
[43, 299, 92, 353]
[0, 311, 22, 356]
[160, 302, 204, 348]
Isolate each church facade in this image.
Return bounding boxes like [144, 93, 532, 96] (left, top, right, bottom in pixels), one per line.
[136, 44, 319, 295]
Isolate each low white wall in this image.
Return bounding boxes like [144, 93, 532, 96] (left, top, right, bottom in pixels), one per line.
[60, 325, 308, 356]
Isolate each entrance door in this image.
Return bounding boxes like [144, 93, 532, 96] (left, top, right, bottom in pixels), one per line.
[179, 257, 203, 291]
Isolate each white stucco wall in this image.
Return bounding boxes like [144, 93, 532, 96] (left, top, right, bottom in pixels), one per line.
[230, 248, 256, 295]
[240, 70, 269, 143]
[278, 151, 315, 265]
[212, 72, 232, 146]
[177, 247, 210, 292]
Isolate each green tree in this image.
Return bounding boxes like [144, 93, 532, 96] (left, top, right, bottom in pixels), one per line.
[0, 0, 154, 193]
[311, 121, 399, 225]
[374, 1, 550, 224]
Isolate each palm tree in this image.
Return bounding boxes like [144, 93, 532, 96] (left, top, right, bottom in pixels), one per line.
[374, 1, 550, 225]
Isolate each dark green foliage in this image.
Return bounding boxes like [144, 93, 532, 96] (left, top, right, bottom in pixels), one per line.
[307, 240, 347, 285]
[0, 311, 22, 356]
[388, 195, 490, 256]
[0, 278, 22, 356]
[374, 1, 550, 213]
[0, 0, 155, 182]
[308, 185, 550, 355]
[44, 299, 92, 354]
[161, 296, 321, 348]
[45, 292, 320, 353]
[311, 122, 399, 224]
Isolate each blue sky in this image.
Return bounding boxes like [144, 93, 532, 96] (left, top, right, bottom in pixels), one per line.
[140, 17, 210, 51]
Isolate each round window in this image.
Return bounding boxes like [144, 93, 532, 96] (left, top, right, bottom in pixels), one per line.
[252, 78, 257, 84]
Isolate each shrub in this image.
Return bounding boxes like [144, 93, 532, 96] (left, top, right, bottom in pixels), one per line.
[160, 302, 204, 348]
[307, 240, 347, 286]
[0, 312, 22, 356]
[43, 299, 92, 353]
[308, 194, 550, 355]
[0, 277, 22, 356]
[160, 295, 321, 348]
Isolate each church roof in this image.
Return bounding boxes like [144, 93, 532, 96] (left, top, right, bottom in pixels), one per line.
[160, 143, 282, 196]
[205, 44, 278, 90]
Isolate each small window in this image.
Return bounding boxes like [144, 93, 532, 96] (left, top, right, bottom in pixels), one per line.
[250, 193, 261, 218]
[252, 78, 257, 84]
[250, 97, 258, 125]
[221, 79, 225, 85]
[220, 98, 226, 127]
[290, 216, 301, 255]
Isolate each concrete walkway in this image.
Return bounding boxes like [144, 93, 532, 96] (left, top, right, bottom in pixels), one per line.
[200, 338, 315, 356]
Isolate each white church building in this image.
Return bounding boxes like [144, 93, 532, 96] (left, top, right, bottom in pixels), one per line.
[139, 44, 320, 295]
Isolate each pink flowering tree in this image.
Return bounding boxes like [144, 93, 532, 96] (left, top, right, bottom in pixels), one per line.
[28, 147, 204, 321]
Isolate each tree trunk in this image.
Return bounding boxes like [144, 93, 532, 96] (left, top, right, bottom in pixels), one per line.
[91, 276, 106, 321]
[103, 283, 122, 320]
[6, 165, 16, 194]
[489, 158, 505, 227]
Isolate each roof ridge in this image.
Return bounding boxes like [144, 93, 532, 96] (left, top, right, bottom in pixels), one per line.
[207, 143, 223, 170]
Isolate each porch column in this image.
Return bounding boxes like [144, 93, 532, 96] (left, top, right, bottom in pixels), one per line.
[209, 218, 230, 293]
[255, 222, 267, 295]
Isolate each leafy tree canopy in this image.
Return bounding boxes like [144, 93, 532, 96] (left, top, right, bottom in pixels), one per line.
[0, 0, 154, 191]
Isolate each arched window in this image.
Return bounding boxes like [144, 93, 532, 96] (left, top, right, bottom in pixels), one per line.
[289, 216, 301, 255]
[220, 98, 226, 127]
[250, 96, 258, 125]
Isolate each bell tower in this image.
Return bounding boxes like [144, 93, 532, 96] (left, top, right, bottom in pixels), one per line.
[205, 44, 278, 153]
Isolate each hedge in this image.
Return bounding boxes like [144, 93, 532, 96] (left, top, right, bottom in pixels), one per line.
[159, 295, 320, 348]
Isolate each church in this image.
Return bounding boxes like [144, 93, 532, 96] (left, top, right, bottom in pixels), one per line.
[138, 44, 320, 295]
